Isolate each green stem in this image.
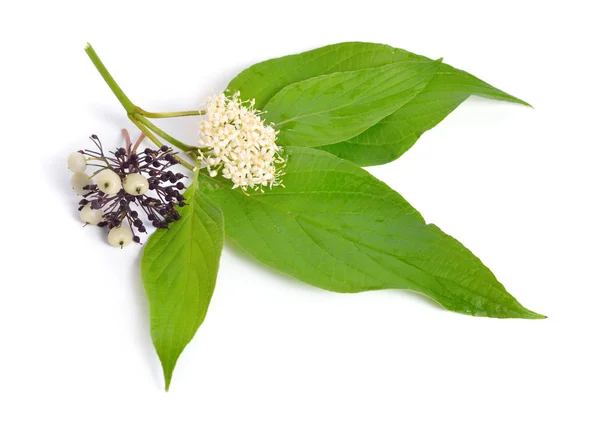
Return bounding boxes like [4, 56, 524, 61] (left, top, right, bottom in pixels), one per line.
[84, 43, 196, 171]
[134, 114, 194, 153]
[84, 43, 135, 114]
[90, 166, 111, 178]
[130, 119, 194, 172]
[136, 107, 205, 118]
[84, 43, 200, 174]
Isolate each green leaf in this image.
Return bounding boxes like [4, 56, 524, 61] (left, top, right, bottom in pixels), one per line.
[228, 42, 529, 166]
[319, 64, 528, 165]
[228, 42, 429, 109]
[141, 173, 224, 391]
[264, 60, 440, 148]
[200, 147, 542, 320]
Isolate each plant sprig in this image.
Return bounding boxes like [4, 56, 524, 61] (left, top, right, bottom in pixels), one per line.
[73, 41, 543, 392]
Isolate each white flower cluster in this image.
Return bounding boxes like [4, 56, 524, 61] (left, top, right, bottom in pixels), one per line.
[198, 92, 285, 191]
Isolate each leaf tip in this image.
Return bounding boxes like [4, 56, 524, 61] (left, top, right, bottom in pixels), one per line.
[515, 97, 533, 108]
[157, 352, 177, 392]
[163, 367, 174, 392]
[507, 95, 533, 108]
[521, 309, 547, 320]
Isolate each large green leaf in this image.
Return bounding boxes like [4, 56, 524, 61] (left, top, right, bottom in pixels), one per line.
[229, 42, 429, 109]
[319, 66, 505, 165]
[228, 42, 529, 166]
[264, 60, 440, 148]
[200, 147, 542, 319]
[141, 174, 224, 390]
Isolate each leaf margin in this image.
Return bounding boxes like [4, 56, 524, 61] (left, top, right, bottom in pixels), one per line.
[199, 146, 544, 320]
[141, 170, 225, 391]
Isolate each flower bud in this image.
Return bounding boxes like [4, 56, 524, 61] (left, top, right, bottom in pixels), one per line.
[95, 169, 122, 195]
[123, 173, 149, 196]
[68, 152, 87, 173]
[108, 226, 133, 248]
[80, 204, 103, 225]
[71, 172, 92, 195]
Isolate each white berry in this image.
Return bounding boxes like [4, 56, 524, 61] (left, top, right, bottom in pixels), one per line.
[95, 169, 122, 195]
[80, 204, 103, 225]
[108, 227, 133, 248]
[68, 152, 87, 173]
[123, 173, 149, 196]
[71, 172, 92, 195]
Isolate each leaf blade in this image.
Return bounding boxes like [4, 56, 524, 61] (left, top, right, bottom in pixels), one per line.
[264, 60, 441, 148]
[141, 175, 224, 390]
[228, 42, 427, 109]
[200, 147, 542, 319]
[320, 63, 531, 165]
[228, 42, 528, 166]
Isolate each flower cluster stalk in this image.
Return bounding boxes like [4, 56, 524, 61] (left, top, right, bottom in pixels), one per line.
[135, 107, 205, 119]
[84, 43, 197, 171]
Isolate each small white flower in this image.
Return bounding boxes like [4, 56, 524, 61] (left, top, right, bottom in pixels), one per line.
[197, 92, 285, 192]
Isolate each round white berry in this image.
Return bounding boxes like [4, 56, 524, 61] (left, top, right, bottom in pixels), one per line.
[108, 227, 133, 248]
[68, 152, 87, 173]
[123, 173, 149, 196]
[80, 204, 103, 225]
[95, 169, 122, 195]
[71, 172, 92, 195]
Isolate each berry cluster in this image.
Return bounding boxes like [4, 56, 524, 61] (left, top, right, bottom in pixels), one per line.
[69, 133, 187, 248]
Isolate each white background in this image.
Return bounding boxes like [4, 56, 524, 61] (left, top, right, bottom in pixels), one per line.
[1, 0, 599, 423]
